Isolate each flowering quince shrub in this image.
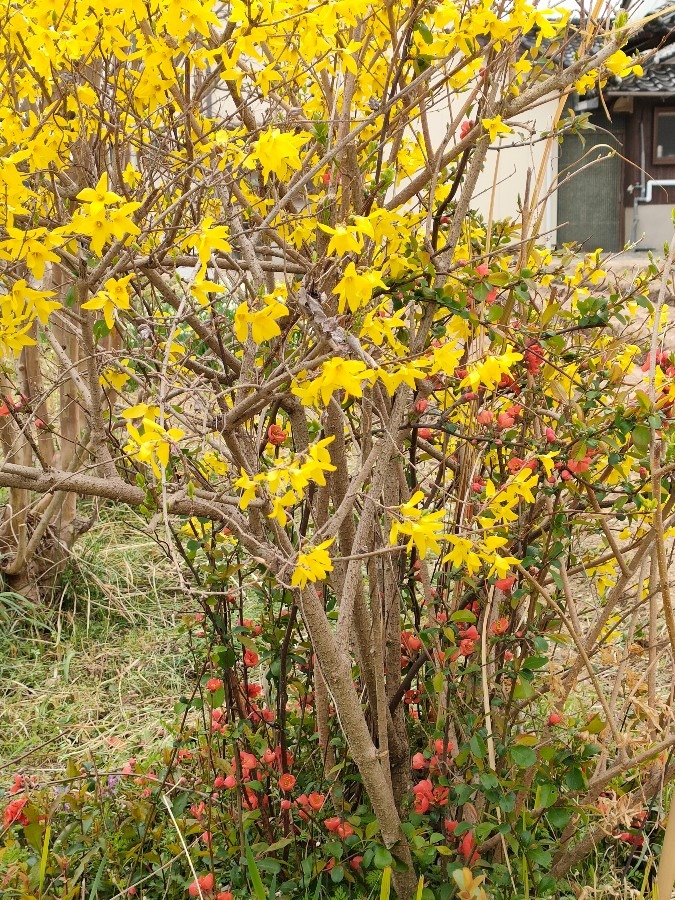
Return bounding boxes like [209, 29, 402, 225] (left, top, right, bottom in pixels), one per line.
[0, 0, 675, 896]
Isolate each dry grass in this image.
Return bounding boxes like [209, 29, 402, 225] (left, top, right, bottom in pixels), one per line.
[0, 505, 192, 782]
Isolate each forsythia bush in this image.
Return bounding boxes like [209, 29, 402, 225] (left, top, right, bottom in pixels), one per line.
[0, 0, 673, 897]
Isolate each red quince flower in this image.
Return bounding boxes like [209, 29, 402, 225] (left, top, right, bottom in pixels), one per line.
[337, 822, 354, 839]
[433, 738, 454, 755]
[3, 797, 28, 828]
[459, 638, 475, 656]
[412, 752, 427, 770]
[524, 342, 544, 375]
[507, 456, 525, 473]
[491, 617, 509, 636]
[460, 625, 479, 642]
[308, 792, 326, 811]
[401, 631, 422, 653]
[497, 412, 515, 429]
[495, 576, 516, 593]
[459, 830, 479, 865]
[279, 773, 296, 792]
[268, 424, 287, 445]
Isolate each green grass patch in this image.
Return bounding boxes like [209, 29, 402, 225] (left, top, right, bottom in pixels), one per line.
[0, 505, 191, 780]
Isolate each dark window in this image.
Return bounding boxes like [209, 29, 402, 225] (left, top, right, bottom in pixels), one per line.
[653, 109, 675, 163]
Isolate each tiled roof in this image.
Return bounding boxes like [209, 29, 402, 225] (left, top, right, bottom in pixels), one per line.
[521, 14, 675, 97]
[608, 59, 675, 94]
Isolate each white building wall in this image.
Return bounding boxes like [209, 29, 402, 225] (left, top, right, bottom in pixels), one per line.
[427, 96, 560, 246]
[624, 204, 674, 252]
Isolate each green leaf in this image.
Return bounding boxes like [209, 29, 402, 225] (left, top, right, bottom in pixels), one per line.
[513, 677, 535, 700]
[432, 670, 444, 693]
[635, 390, 652, 412]
[564, 767, 586, 791]
[528, 848, 553, 868]
[246, 841, 268, 900]
[330, 864, 345, 884]
[470, 733, 487, 760]
[416, 22, 433, 44]
[88, 851, 108, 900]
[547, 807, 572, 829]
[521, 655, 547, 670]
[23, 821, 43, 852]
[473, 281, 491, 302]
[93, 319, 111, 341]
[480, 772, 499, 791]
[534, 782, 558, 809]
[374, 846, 393, 870]
[632, 424, 651, 453]
[380, 866, 392, 899]
[450, 610, 477, 623]
[542, 301, 560, 326]
[210, 686, 225, 708]
[257, 859, 281, 874]
[454, 783, 474, 805]
[510, 745, 537, 768]
[38, 823, 51, 894]
[585, 714, 607, 735]
[488, 271, 511, 286]
[514, 282, 530, 303]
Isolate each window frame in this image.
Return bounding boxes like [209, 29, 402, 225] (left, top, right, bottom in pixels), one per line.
[653, 107, 675, 164]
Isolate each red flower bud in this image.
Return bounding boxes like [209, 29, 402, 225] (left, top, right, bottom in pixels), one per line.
[460, 120, 475, 140]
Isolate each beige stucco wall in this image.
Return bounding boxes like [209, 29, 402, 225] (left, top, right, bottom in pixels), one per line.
[624, 203, 674, 252]
[475, 98, 560, 242]
[426, 96, 560, 245]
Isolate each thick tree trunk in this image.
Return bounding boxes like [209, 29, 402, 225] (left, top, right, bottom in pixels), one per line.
[299, 587, 418, 899]
[0, 271, 86, 599]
